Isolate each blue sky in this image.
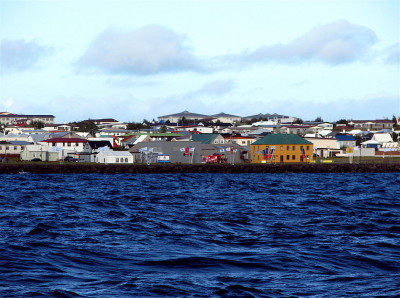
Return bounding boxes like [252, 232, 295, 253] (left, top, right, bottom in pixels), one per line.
[1, 0, 399, 123]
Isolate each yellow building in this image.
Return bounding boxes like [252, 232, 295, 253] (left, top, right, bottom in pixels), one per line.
[251, 134, 313, 163]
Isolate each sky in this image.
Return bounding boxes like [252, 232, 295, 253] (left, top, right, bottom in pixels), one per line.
[0, 0, 399, 124]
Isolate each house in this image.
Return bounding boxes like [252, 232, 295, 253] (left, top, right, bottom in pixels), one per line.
[0, 140, 32, 158]
[20, 144, 60, 161]
[251, 134, 313, 163]
[95, 150, 134, 164]
[335, 134, 356, 149]
[278, 125, 313, 136]
[191, 133, 225, 145]
[305, 137, 341, 158]
[82, 140, 113, 162]
[348, 120, 394, 131]
[0, 113, 55, 125]
[224, 135, 255, 146]
[41, 138, 88, 159]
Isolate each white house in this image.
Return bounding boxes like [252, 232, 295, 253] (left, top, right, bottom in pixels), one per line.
[95, 151, 133, 164]
[41, 137, 88, 158]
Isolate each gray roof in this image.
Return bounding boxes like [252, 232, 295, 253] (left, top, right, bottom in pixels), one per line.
[211, 112, 241, 118]
[159, 110, 209, 119]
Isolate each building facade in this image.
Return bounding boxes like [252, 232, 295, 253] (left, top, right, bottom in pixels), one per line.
[251, 134, 313, 163]
[0, 113, 55, 125]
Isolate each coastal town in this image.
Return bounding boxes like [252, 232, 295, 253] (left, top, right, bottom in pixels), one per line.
[0, 111, 399, 165]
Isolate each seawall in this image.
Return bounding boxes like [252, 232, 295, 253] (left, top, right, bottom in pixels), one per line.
[0, 163, 399, 174]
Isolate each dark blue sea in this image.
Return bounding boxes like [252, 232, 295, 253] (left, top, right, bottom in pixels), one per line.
[1, 173, 399, 297]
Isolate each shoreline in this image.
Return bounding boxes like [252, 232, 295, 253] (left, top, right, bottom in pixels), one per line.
[1, 163, 399, 174]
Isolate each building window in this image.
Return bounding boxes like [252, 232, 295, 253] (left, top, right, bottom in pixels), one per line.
[287, 146, 290, 150]
[292, 146, 295, 150]
[116, 158, 119, 162]
[307, 146, 309, 150]
[286, 155, 289, 160]
[292, 155, 295, 160]
[280, 146, 283, 150]
[67, 143, 71, 147]
[14, 146, 17, 150]
[52, 142, 56, 146]
[75, 143, 79, 146]
[125, 158, 128, 162]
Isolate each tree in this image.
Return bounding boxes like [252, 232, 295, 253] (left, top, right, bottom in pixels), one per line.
[314, 116, 323, 122]
[160, 125, 167, 133]
[294, 118, 303, 124]
[126, 121, 150, 130]
[336, 119, 348, 125]
[73, 120, 98, 135]
[30, 120, 45, 129]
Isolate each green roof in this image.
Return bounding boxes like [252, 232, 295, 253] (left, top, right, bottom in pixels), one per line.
[252, 134, 312, 145]
[191, 133, 220, 144]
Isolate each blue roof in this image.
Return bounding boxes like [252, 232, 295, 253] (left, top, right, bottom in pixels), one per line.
[335, 135, 355, 141]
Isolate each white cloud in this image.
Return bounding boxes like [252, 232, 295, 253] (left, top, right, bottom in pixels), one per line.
[381, 43, 399, 65]
[228, 20, 378, 66]
[0, 39, 51, 73]
[77, 25, 207, 75]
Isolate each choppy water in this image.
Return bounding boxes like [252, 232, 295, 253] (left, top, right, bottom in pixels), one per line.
[0, 173, 399, 297]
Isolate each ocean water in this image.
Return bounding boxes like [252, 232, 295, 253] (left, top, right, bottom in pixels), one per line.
[0, 173, 399, 297]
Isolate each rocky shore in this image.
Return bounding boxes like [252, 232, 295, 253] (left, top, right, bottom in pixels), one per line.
[0, 163, 399, 174]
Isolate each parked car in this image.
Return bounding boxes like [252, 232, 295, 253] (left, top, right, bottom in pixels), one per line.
[64, 156, 78, 162]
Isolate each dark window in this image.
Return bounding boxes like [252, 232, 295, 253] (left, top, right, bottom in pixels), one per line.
[292, 155, 295, 160]
[286, 155, 289, 160]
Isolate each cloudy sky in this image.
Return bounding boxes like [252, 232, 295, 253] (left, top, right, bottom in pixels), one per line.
[1, 0, 399, 123]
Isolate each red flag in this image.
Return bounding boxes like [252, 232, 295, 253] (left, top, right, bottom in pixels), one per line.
[185, 147, 190, 155]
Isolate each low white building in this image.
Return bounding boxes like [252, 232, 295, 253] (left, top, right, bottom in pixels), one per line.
[95, 151, 133, 164]
[20, 144, 60, 161]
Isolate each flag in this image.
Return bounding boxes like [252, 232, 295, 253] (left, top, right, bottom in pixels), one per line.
[180, 147, 185, 152]
[185, 147, 190, 155]
[301, 148, 306, 159]
[269, 147, 275, 159]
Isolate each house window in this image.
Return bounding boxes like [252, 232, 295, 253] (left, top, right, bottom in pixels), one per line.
[76, 143, 79, 146]
[292, 146, 295, 150]
[14, 146, 17, 150]
[116, 158, 119, 162]
[286, 155, 290, 160]
[287, 146, 290, 150]
[292, 155, 295, 160]
[307, 146, 309, 150]
[125, 158, 128, 162]
[67, 143, 71, 147]
[52, 143, 56, 146]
